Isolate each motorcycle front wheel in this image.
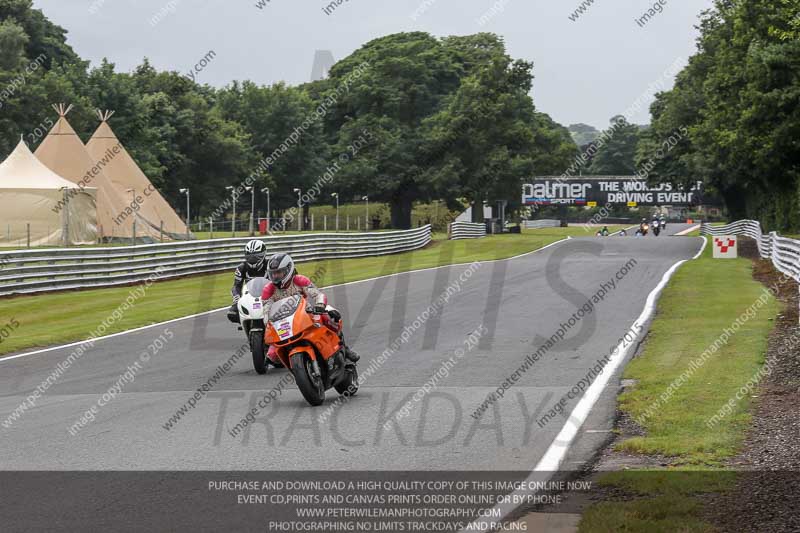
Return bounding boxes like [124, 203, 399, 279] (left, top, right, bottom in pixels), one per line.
[249, 329, 267, 375]
[291, 353, 325, 406]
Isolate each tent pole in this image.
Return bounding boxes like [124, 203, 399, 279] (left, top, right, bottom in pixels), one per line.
[27, 223, 30, 248]
[61, 188, 69, 247]
[160, 221, 164, 243]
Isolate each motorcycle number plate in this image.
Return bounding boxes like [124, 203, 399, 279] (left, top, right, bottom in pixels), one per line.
[278, 321, 291, 339]
[253, 303, 262, 310]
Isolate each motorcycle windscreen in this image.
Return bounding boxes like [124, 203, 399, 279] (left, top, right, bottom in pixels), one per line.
[269, 295, 302, 322]
[246, 277, 269, 297]
[269, 295, 302, 341]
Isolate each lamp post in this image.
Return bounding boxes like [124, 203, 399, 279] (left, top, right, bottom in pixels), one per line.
[245, 186, 254, 236]
[60, 186, 69, 247]
[362, 195, 369, 231]
[225, 186, 236, 237]
[261, 187, 270, 232]
[331, 192, 339, 231]
[293, 188, 302, 232]
[179, 188, 190, 238]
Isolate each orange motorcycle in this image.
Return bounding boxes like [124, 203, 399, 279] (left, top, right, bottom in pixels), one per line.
[264, 295, 359, 406]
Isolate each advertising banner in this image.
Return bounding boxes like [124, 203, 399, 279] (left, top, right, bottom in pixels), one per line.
[522, 177, 704, 207]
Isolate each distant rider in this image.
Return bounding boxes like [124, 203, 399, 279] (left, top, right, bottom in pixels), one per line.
[261, 253, 359, 364]
[227, 240, 269, 323]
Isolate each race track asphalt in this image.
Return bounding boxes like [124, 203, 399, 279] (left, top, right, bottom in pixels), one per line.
[0, 225, 703, 472]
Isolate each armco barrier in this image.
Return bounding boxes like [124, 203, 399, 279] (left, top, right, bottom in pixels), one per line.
[523, 219, 561, 230]
[449, 221, 486, 240]
[0, 226, 432, 297]
[702, 220, 800, 322]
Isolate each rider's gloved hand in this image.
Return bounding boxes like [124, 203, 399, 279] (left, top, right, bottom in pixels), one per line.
[328, 309, 342, 321]
[314, 303, 326, 315]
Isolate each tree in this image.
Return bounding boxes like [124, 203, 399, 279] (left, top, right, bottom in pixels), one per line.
[129, 63, 257, 216]
[424, 56, 575, 221]
[217, 81, 329, 221]
[643, 0, 800, 229]
[322, 32, 464, 229]
[0, 0, 80, 68]
[587, 116, 641, 175]
[568, 123, 600, 147]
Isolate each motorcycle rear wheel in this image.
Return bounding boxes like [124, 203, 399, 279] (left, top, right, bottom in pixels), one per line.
[249, 329, 267, 375]
[291, 353, 325, 406]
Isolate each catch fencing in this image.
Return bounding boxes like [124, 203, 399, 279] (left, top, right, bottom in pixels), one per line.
[523, 219, 561, 230]
[0, 226, 432, 297]
[702, 220, 800, 322]
[449, 221, 486, 240]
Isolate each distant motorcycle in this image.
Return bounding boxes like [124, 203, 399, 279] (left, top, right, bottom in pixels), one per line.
[652, 219, 661, 237]
[636, 223, 650, 237]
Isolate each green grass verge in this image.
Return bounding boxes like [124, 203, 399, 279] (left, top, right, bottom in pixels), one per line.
[578, 236, 779, 532]
[0, 230, 576, 356]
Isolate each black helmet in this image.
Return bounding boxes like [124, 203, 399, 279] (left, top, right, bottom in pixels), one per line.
[244, 240, 267, 270]
[267, 253, 295, 289]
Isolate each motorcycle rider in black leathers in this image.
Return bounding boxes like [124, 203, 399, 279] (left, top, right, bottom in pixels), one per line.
[227, 240, 268, 323]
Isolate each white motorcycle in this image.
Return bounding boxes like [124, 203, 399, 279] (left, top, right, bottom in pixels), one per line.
[237, 277, 274, 374]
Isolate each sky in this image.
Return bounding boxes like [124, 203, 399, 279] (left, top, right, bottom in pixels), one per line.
[33, 0, 715, 130]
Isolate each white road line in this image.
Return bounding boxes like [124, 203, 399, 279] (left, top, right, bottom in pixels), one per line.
[0, 308, 227, 363]
[458, 236, 706, 532]
[693, 236, 708, 259]
[676, 224, 701, 236]
[0, 237, 572, 363]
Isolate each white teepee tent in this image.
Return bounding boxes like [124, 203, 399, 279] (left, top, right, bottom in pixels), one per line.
[0, 139, 97, 246]
[87, 110, 188, 240]
[35, 104, 161, 241]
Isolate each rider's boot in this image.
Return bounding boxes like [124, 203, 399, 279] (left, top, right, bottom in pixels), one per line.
[227, 302, 240, 324]
[339, 332, 360, 363]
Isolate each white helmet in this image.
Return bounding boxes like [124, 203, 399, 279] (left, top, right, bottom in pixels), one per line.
[267, 253, 295, 289]
[244, 240, 267, 270]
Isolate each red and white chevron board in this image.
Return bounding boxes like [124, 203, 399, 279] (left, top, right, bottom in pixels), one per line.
[713, 235, 738, 258]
